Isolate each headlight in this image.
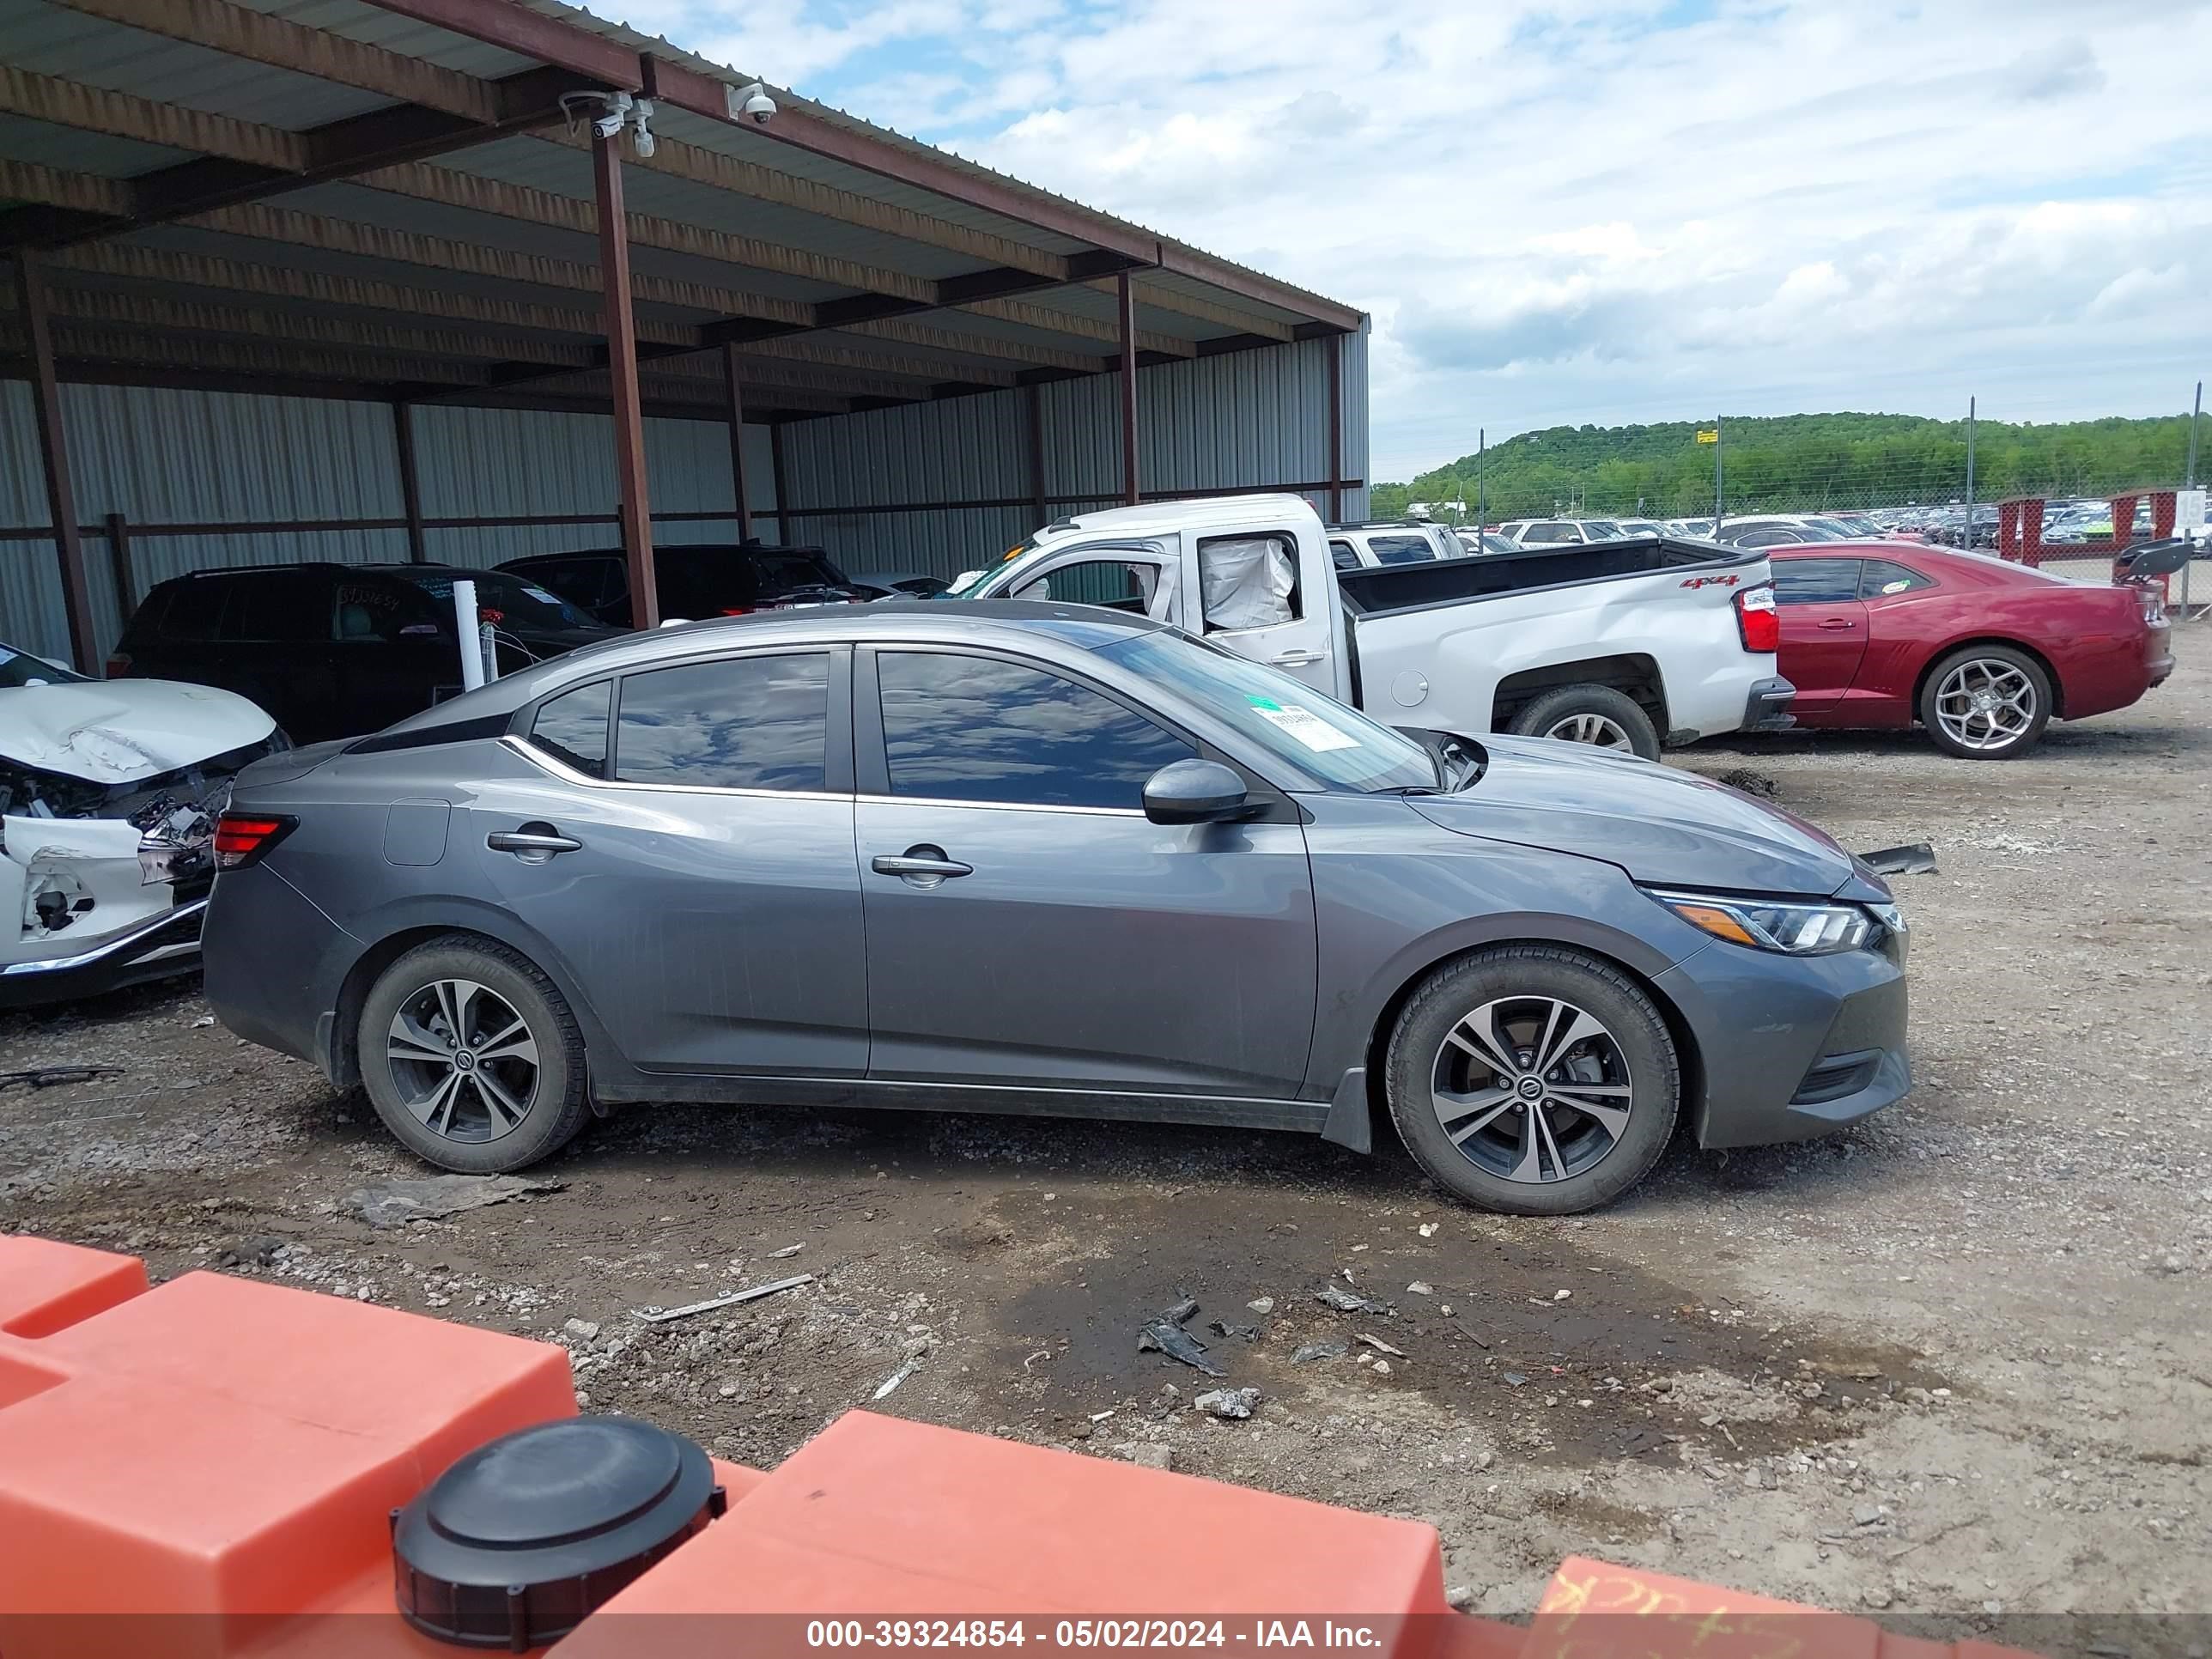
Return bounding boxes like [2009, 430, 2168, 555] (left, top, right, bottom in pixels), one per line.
[1645, 886, 1875, 955]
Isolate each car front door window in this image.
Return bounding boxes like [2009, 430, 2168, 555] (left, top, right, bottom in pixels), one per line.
[876, 651, 1192, 809]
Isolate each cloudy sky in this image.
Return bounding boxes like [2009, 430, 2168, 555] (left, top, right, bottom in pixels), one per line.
[617, 0, 2208, 480]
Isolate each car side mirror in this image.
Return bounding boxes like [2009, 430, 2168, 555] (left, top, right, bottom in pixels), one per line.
[1143, 758, 1251, 825]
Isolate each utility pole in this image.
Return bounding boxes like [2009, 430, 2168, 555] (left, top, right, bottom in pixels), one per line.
[1477, 428, 1486, 529]
[1713, 416, 1724, 529]
[2189, 380, 2202, 488]
[1963, 396, 1977, 545]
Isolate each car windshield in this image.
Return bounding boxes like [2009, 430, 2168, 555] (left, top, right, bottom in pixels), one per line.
[0, 643, 87, 687]
[395, 569, 596, 629]
[745, 550, 845, 590]
[1093, 631, 1439, 793]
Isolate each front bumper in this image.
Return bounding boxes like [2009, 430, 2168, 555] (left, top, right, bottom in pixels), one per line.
[1742, 675, 1798, 732]
[0, 897, 206, 1009]
[1656, 933, 1910, 1148]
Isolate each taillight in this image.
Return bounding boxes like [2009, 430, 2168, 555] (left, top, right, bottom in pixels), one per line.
[105, 652, 132, 678]
[213, 814, 296, 869]
[1735, 584, 1779, 653]
[718, 606, 753, 617]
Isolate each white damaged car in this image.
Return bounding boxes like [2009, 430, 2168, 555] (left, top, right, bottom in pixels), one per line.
[2, 642, 284, 1007]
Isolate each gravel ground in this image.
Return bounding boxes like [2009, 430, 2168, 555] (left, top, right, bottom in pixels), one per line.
[4, 623, 2208, 1648]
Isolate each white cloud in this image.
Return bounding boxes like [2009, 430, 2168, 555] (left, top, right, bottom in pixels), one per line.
[640, 0, 2212, 478]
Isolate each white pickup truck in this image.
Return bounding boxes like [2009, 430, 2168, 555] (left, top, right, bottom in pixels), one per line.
[948, 495, 1794, 758]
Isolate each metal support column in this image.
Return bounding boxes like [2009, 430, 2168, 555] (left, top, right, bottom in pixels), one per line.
[1026, 384, 1048, 527]
[391, 400, 427, 562]
[721, 343, 752, 540]
[1326, 332, 1344, 524]
[1117, 270, 1139, 507]
[770, 421, 791, 544]
[593, 127, 657, 627]
[13, 252, 98, 672]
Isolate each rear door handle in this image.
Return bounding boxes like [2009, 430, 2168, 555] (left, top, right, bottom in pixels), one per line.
[1271, 649, 1327, 666]
[1817, 618, 1858, 631]
[872, 850, 973, 881]
[488, 830, 582, 856]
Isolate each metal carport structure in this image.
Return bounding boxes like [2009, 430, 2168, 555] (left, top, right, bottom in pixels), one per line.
[0, 0, 1370, 670]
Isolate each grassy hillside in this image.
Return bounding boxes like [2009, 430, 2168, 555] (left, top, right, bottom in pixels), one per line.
[1373, 412, 2202, 521]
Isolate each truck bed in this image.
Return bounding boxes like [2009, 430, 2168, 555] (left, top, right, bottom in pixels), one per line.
[1334, 538, 1764, 617]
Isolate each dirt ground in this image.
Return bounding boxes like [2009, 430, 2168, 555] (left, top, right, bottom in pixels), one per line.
[5, 625, 2209, 1647]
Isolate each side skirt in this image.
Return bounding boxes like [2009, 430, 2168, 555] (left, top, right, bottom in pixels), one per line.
[593, 1073, 1331, 1134]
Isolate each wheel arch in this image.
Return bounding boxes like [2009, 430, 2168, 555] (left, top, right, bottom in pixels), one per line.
[325, 907, 623, 1090]
[1351, 931, 1707, 1155]
[1912, 635, 2065, 721]
[1491, 654, 1668, 734]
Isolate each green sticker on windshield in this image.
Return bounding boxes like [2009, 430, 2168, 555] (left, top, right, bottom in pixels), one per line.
[1248, 696, 1283, 711]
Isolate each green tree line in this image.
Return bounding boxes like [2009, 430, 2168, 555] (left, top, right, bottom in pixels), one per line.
[1372, 411, 2203, 521]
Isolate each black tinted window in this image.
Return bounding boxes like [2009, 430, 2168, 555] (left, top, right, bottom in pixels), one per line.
[1367, 535, 1433, 565]
[227, 572, 332, 641]
[614, 653, 829, 792]
[1772, 558, 1864, 603]
[660, 550, 758, 617]
[878, 652, 1194, 810]
[1329, 541, 1360, 570]
[1859, 560, 1934, 599]
[531, 681, 611, 778]
[157, 580, 230, 640]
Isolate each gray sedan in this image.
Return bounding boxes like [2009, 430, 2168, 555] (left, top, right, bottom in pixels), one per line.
[204, 602, 1909, 1214]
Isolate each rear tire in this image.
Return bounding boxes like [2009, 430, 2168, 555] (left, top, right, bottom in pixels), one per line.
[1384, 945, 1680, 1215]
[358, 936, 591, 1173]
[1509, 684, 1662, 761]
[1918, 645, 2051, 758]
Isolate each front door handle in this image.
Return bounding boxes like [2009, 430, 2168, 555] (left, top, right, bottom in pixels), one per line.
[1271, 649, 1327, 666]
[1817, 618, 1859, 631]
[488, 829, 582, 857]
[872, 848, 974, 884]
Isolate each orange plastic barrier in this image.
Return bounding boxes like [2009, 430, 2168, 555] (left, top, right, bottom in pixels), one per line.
[0, 1237, 2045, 1659]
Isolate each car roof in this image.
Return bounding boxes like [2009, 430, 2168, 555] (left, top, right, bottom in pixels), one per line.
[1040, 493, 1316, 540]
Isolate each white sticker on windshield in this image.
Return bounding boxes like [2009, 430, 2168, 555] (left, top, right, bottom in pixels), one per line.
[1251, 699, 1361, 752]
[520, 585, 566, 605]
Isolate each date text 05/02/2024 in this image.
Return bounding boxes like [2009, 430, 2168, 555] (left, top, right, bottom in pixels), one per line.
[805, 1620, 1389, 1649]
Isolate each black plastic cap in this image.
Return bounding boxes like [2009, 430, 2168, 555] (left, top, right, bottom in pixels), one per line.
[392, 1416, 723, 1650]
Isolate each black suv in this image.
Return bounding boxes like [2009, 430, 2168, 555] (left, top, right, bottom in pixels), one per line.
[498, 542, 864, 627]
[111, 563, 617, 742]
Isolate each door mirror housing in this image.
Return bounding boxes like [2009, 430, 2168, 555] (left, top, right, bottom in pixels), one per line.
[1142, 758, 1251, 825]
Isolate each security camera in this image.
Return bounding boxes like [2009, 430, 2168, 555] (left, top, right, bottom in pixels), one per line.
[629, 96, 656, 157]
[731, 82, 777, 125]
[589, 88, 632, 140]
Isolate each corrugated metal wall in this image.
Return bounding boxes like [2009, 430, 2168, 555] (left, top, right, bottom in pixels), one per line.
[1, 328, 1370, 662]
[781, 331, 1371, 580]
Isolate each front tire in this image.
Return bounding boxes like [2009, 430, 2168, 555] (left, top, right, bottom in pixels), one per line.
[1918, 645, 2051, 758]
[1508, 684, 1662, 761]
[1384, 945, 1680, 1215]
[358, 937, 591, 1173]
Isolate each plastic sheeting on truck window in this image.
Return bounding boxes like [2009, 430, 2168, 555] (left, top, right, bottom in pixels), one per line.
[1199, 536, 1297, 631]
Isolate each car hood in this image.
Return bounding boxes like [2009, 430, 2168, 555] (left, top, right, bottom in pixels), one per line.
[0, 678, 277, 783]
[1408, 735, 1869, 897]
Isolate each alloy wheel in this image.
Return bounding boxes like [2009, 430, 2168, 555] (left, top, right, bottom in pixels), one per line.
[1541, 712, 1636, 750]
[1430, 996, 1634, 1184]
[1933, 658, 2038, 751]
[385, 978, 540, 1143]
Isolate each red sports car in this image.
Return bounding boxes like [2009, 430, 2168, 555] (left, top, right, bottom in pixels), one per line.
[1768, 543, 2173, 758]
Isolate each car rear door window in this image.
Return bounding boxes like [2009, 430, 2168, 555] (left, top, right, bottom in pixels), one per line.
[1329, 540, 1361, 571]
[1366, 534, 1434, 565]
[1859, 560, 1935, 599]
[1772, 558, 1865, 603]
[529, 681, 611, 778]
[614, 653, 830, 792]
[159, 579, 232, 640]
[876, 651, 1194, 811]
[1527, 522, 1577, 543]
[226, 571, 335, 641]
